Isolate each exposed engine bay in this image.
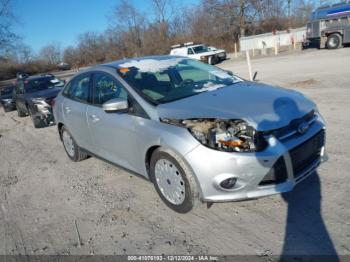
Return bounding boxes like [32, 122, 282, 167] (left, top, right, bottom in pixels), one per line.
[161, 118, 267, 152]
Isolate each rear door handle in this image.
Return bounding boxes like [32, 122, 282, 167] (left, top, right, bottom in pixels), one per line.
[64, 106, 71, 113]
[90, 114, 100, 123]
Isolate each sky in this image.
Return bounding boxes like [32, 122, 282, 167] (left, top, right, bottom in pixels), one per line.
[12, 0, 198, 53]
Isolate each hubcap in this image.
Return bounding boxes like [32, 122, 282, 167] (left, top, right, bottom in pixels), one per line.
[329, 37, 338, 47]
[62, 131, 75, 157]
[154, 159, 186, 205]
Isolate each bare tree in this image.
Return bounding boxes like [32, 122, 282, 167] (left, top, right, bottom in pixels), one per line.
[0, 0, 18, 56]
[1, 0, 318, 81]
[63, 46, 80, 68]
[39, 43, 61, 65]
[76, 32, 105, 65]
[110, 0, 146, 57]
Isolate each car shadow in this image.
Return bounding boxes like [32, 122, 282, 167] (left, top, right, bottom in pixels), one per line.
[280, 173, 338, 260]
[254, 97, 338, 259]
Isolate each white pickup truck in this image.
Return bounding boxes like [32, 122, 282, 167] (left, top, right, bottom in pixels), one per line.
[169, 42, 227, 65]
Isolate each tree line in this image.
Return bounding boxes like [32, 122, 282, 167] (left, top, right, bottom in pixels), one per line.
[1, 0, 317, 81]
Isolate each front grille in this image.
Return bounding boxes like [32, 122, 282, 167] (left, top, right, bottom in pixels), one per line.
[290, 129, 325, 178]
[259, 157, 288, 186]
[271, 110, 316, 141]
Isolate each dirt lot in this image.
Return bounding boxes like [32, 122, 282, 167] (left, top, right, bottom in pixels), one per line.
[0, 48, 349, 257]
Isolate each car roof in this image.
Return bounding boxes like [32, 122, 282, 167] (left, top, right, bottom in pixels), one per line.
[190, 44, 205, 48]
[96, 55, 185, 70]
[22, 74, 54, 82]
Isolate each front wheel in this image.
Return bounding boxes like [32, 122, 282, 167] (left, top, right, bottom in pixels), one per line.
[60, 126, 87, 162]
[208, 55, 218, 65]
[150, 148, 200, 213]
[16, 102, 26, 117]
[326, 34, 342, 49]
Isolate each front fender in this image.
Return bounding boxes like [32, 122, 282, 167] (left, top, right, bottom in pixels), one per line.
[132, 117, 200, 177]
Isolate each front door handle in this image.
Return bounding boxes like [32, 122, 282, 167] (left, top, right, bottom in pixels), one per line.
[64, 106, 71, 113]
[90, 114, 100, 123]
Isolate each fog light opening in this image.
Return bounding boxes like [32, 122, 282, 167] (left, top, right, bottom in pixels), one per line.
[220, 177, 237, 189]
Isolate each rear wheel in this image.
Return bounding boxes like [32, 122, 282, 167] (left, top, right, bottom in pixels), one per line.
[150, 148, 200, 213]
[326, 34, 342, 49]
[60, 126, 87, 162]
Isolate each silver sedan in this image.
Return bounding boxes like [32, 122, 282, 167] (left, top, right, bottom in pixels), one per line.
[53, 56, 326, 213]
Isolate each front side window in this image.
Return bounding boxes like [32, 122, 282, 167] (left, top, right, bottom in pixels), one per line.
[70, 74, 90, 103]
[117, 58, 242, 104]
[193, 45, 209, 54]
[93, 73, 128, 105]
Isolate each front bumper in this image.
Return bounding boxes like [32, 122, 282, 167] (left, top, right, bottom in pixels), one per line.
[32, 103, 55, 125]
[184, 115, 326, 202]
[217, 52, 227, 60]
[1, 100, 16, 111]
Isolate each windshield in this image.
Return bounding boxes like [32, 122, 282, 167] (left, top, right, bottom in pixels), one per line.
[25, 77, 64, 93]
[117, 58, 242, 104]
[192, 45, 209, 54]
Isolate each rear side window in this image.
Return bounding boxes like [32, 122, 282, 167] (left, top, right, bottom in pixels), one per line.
[187, 48, 194, 55]
[93, 73, 128, 105]
[69, 74, 91, 103]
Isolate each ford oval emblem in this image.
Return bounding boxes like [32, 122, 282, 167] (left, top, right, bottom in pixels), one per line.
[298, 122, 310, 134]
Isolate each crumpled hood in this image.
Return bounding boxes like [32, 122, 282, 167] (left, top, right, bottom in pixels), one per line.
[157, 82, 315, 131]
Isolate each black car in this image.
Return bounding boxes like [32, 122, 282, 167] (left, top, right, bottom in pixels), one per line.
[13, 74, 65, 128]
[0, 84, 16, 112]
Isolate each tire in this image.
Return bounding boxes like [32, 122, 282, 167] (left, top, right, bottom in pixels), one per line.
[16, 104, 27, 117]
[60, 126, 88, 162]
[326, 34, 342, 49]
[208, 55, 218, 65]
[150, 148, 200, 213]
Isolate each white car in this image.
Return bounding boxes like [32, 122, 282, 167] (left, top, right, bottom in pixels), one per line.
[170, 43, 226, 65]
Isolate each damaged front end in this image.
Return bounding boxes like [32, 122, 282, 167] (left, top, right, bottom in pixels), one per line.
[161, 118, 267, 153]
[30, 97, 56, 127]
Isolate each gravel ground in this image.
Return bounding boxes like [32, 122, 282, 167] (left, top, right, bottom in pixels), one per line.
[0, 48, 349, 257]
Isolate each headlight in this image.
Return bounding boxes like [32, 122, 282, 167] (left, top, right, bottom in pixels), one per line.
[161, 118, 267, 152]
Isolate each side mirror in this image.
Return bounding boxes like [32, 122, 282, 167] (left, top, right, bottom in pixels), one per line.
[103, 98, 129, 113]
[253, 71, 258, 81]
[226, 70, 234, 76]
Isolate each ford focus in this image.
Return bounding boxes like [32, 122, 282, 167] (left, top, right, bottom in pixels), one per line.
[53, 56, 326, 213]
